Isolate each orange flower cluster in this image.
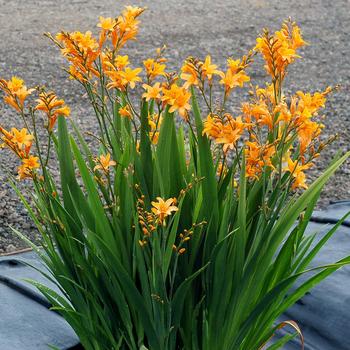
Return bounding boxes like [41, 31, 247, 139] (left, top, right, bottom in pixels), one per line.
[144, 58, 166, 82]
[55, 6, 145, 83]
[285, 155, 313, 189]
[137, 195, 178, 246]
[104, 47, 166, 93]
[162, 84, 192, 119]
[245, 141, 275, 179]
[98, 7, 145, 90]
[203, 113, 249, 153]
[0, 77, 69, 179]
[143, 47, 167, 83]
[270, 86, 331, 158]
[255, 20, 306, 83]
[292, 89, 330, 156]
[56, 31, 100, 82]
[181, 60, 200, 89]
[106, 66, 142, 90]
[181, 54, 252, 95]
[0, 126, 39, 180]
[242, 99, 273, 130]
[219, 53, 253, 96]
[98, 6, 145, 50]
[0, 77, 34, 112]
[52, 8, 257, 124]
[49, 10, 331, 192]
[181, 56, 220, 89]
[238, 80, 333, 188]
[35, 91, 70, 131]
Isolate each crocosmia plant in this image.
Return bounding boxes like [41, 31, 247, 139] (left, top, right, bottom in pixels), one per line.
[1, 6, 349, 350]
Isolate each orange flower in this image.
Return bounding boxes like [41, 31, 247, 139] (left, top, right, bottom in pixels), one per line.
[17, 164, 33, 180]
[94, 153, 117, 172]
[219, 69, 250, 96]
[142, 83, 162, 101]
[202, 114, 223, 139]
[181, 61, 199, 89]
[294, 89, 329, 123]
[203, 114, 248, 153]
[242, 100, 273, 130]
[0, 126, 32, 159]
[22, 155, 40, 170]
[227, 58, 241, 73]
[101, 54, 130, 74]
[143, 58, 166, 81]
[7, 76, 24, 92]
[201, 55, 221, 81]
[114, 55, 130, 70]
[97, 17, 116, 31]
[255, 84, 276, 104]
[255, 20, 306, 80]
[68, 65, 87, 82]
[245, 141, 275, 179]
[215, 116, 247, 153]
[119, 105, 132, 119]
[111, 6, 145, 49]
[35, 91, 70, 131]
[122, 5, 145, 18]
[274, 102, 292, 123]
[56, 31, 100, 81]
[0, 77, 34, 112]
[105, 70, 124, 90]
[291, 25, 307, 49]
[10, 128, 33, 148]
[97, 18, 116, 46]
[297, 120, 323, 156]
[162, 84, 191, 119]
[285, 156, 312, 189]
[120, 67, 142, 89]
[151, 197, 178, 224]
[16, 155, 40, 180]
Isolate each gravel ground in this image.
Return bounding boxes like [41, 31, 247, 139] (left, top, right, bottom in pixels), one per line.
[0, 0, 349, 253]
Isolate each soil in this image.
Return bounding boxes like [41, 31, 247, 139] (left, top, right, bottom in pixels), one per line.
[0, 0, 349, 253]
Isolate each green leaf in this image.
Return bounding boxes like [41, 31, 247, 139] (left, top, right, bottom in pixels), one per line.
[172, 262, 209, 327]
[265, 332, 298, 350]
[140, 99, 153, 199]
